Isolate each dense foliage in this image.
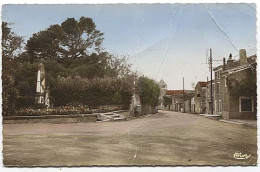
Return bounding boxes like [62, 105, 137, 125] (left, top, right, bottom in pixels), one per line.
[2, 18, 134, 116]
[52, 75, 134, 108]
[2, 18, 161, 116]
[228, 79, 257, 97]
[138, 76, 160, 107]
[2, 22, 24, 116]
[26, 17, 104, 62]
[163, 96, 172, 106]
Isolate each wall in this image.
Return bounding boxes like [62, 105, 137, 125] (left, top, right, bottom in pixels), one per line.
[184, 99, 191, 113]
[194, 85, 201, 114]
[3, 114, 97, 124]
[214, 68, 223, 115]
[141, 104, 157, 115]
[222, 66, 256, 120]
[222, 111, 256, 120]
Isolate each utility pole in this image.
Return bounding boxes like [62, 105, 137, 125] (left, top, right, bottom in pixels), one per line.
[205, 49, 222, 114]
[183, 77, 185, 112]
[210, 49, 213, 115]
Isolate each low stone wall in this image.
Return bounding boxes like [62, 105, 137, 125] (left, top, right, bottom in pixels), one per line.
[222, 111, 256, 120]
[141, 104, 157, 115]
[3, 114, 97, 124]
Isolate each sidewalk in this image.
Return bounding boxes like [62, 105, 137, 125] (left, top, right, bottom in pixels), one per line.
[219, 119, 257, 128]
[199, 113, 257, 128]
[199, 113, 222, 120]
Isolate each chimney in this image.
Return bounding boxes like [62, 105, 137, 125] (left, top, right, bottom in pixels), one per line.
[227, 53, 235, 69]
[239, 49, 247, 65]
[228, 53, 232, 60]
[223, 57, 226, 71]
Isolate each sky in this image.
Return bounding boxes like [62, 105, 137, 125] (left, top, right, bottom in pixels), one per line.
[1, 3, 256, 90]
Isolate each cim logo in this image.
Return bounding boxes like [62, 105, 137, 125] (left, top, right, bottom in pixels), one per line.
[233, 152, 251, 160]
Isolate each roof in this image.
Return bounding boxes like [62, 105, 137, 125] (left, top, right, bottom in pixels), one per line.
[222, 63, 256, 76]
[197, 82, 207, 87]
[158, 79, 166, 86]
[213, 65, 223, 71]
[165, 90, 184, 95]
[165, 90, 194, 95]
[222, 55, 256, 76]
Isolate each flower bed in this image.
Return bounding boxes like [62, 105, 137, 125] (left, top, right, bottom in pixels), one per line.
[14, 105, 125, 116]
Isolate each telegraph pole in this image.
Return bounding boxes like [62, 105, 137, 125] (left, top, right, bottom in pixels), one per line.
[183, 77, 185, 112]
[205, 49, 222, 114]
[210, 49, 213, 115]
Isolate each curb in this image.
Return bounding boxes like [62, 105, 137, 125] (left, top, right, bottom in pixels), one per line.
[219, 119, 256, 128]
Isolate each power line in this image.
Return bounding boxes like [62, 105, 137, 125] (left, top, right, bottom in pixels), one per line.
[204, 4, 256, 72]
[155, 4, 182, 79]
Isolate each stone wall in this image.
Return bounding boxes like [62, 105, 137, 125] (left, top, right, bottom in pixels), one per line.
[222, 111, 256, 120]
[140, 104, 157, 115]
[3, 114, 97, 124]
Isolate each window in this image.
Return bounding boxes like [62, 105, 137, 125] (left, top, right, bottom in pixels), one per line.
[215, 100, 217, 113]
[225, 77, 228, 87]
[215, 71, 221, 79]
[197, 94, 200, 97]
[219, 100, 222, 112]
[239, 96, 254, 112]
[216, 82, 220, 95]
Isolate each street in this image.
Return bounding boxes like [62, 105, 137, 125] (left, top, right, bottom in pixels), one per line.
[3, 110, 257, 166]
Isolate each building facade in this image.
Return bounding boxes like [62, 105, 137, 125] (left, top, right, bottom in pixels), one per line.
[171, 90, 194, 112]
[158, 79, 167, 110]
[194, 82, 207, 114]
[171, 90, 184, 112]
[213, 65, 223, 115]
[206, 80, 214, 114]
[221, 50, 257, 120]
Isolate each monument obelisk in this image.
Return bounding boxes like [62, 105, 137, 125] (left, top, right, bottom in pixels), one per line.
[35, 62, 46, 104]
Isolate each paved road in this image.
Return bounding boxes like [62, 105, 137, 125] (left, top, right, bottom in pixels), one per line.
[3, 110, 257, 166]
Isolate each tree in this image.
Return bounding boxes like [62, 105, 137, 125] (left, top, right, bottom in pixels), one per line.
[2, 20, 133, 112]
[104, 53, 132, 78]
[26, 17, 104, 61]
[60, 17, 104, 58]
[2, 22, 23, 59]
[163, 96, 172, 106]
[26, 24, 64, 61]
[138, 76, 160, 107]
[51, 75, 134, 107]
[2, 22, 24, 116]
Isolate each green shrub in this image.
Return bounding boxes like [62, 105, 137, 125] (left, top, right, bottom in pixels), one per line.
[138, 76, 160, 107]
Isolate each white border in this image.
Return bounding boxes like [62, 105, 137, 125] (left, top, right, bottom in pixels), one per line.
[0, 0, 259, 172]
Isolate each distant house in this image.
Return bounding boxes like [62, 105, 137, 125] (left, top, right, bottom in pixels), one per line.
[205, 80, 214, 114]
[221, 49, 256, 120]
[194, 82, 207, 114]
[170, 90, 194, 112]
[191, 97, 195, 113]
[183, 91, 195, 113]
[170, 90, 184, 112]
[158, 79, 167, 109]
[213, 65, 224, 115]
[205, 64, 224, 115]
[184, 99, 192, 113]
